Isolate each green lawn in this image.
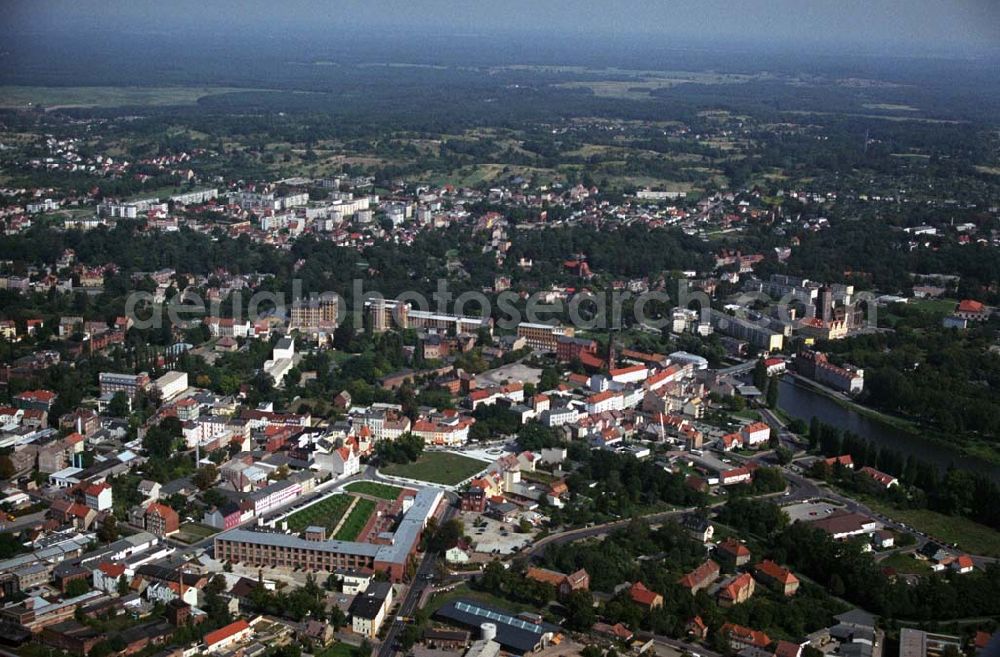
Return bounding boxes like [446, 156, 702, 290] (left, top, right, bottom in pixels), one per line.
[285, 494, 353, 533]
[863, 499, 1000, 557]
[381, 452, 487, 485]
[174, 522, 219, 544]
[880, 552, 933, 576]
[426, 583, 535, 615]
[334, 498, 377, 541]
[317, 643, 366, 657]
[344, 481, 404, 500]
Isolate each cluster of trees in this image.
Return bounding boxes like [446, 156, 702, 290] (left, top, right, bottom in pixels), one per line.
[777, 522, 1000, 621]
[716, 498, 789, 540]
[375, 432, 424, 465]
[559, 449, 707, 522]
[544, 518, 843, 643]
[809, 419, 1000, 531]
[243, 573, 347, 626]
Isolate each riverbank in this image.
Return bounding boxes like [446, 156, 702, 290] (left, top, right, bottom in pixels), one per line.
[778, 374, 1000, 481]
[785, 373, 921, 434]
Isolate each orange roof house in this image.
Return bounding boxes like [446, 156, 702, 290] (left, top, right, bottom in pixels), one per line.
[718, 572, 755, 606]
[754, 560, 800, 595]
[629, 581, 664, 609]
[678, 560, 719, 594]
[525, 567, 589, 598]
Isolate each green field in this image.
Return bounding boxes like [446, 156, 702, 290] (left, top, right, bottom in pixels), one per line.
[344, 481, 404, 501]
[317, 644, 366, 657]
[863, 499, 1000, 557]
[880, 552, 933, 576]
[334, 498, 377, 541]
[285, 494, 353, 533]
[0, 85, 266, 109]
[381, 452, 487, 485]
[174, 522, 218, 545]
[426, 583, 535, 615]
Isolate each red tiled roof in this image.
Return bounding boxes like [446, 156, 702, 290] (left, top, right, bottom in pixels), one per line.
[204, 619, 250, 647]
[743, 421, 770, 433]
[719, 572, 754, 601]
[16, 389, 57, 402]
[859, 466, 896, 486]
[678, 560, 719, 590]
[718, 538, 751, 558]
[83, 482, 111, 496]
[775, 640, 802, 657]
[629, 581, 662, 606]
[610, 365, 645, 377]
[755, 560, 799, 585]
[525, 567, 569, 588]
[957, 299, 985, 313]
[99, 562, 126, 578]
[722, 623, 771, 648]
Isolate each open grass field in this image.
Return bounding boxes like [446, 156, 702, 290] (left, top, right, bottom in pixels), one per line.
[0, 85, 264, 109]
[880, 552, 934, 576]
[426, 583, 535, 615]
[333, 498, 377, 541]
[863, 498, 1000, 557]
[285, 494, 353, 533]
[381, 452, 487, 485]
[344, 481, 404, 501]
[174, 522, 218, 544]
[317, 644, 366, 657]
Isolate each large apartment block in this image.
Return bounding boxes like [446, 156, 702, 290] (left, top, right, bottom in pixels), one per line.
[516, 322, 574, 351]
[366, 299, 491, 336]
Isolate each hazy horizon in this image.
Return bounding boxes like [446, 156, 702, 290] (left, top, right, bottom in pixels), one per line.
[4, 0, 999, 58]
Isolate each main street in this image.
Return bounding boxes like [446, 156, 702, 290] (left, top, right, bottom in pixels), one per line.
[377, 500, 457, 657]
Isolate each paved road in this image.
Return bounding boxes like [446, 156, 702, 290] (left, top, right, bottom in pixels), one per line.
[377, 501, 457, 657]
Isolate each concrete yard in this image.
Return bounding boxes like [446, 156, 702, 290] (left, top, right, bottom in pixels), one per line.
[462, 512, 535, 555]
[476, 362, 542, 387]
[783, 500, 842, 523]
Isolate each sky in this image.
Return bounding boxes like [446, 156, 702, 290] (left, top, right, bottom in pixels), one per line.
[4, 0, 999, 55]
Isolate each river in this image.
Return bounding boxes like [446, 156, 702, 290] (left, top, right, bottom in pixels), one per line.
[777, 376, 1000, 481]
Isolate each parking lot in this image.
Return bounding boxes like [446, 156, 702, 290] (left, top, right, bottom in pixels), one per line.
[783, 500, 842, 523]
[462, 512, 535, 555]
[476, 362, 542, 387]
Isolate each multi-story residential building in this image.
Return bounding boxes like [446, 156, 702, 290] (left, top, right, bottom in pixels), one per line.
[290, 296, 339, 330]
[754, 560, 800, 596]
[350, 582, 394, 638]
[585, 390, 624, 414]
[793, 350, 864, 394]
[722, 623, 771, 652]
[169, 188, 218, 205]
[82, 482, 113, 512]
[710, 311, 783, 351]
[740, 422, 771, 448]
[516, 322, 574, 351]
[411, 414, 475, 447]
[367, 299, 491, 336]
[99, 372, 150, 400]
[144, 503, 180, 537]
[14, 390, 58, 413]
[247, 480, 301, 517]
[718, 572, 755, 607]
[154, 371, 188, 402]
[678, 560, 720, 594]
